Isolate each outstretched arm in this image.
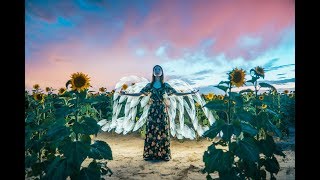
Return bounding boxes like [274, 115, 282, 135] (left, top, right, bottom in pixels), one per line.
[120, 90, 147, 96]
[171, 89, 199, 96]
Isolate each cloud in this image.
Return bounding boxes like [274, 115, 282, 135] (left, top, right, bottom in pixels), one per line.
[237, 36, 262, 48]
[277, 73, 286, 76]
[135, 48, 146, 56]
[267, 64, 295, 71]
[262, 78, 295, 85]
[192, 70, 214, 76]
[155, 46, 167, 57]
[263, 58, 279, 69]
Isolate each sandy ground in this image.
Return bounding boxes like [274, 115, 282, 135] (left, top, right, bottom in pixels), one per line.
[88, 127, 295, 180]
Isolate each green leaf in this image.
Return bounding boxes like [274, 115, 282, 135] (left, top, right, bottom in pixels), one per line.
[80, 134, 92, 145]
[44, 157, 69, 180]
[203, 119, 225, 138]
[61, 141, 90, 172]
[203, 101, 227, 111]
[203, 144, 233, 173]
[89, 140, 113, 160]
[221, 124, 233, 141]
[259, 82, 276, 91]
[234, 137, 260, 162]
[232, 120, 241, 136]
[263, 156, 280, 174]
[250, 68, 264, 79]
[241, 122, 258, 136]
[237, 160, 260, 179]
[266, 120, 282, 138]
[246, 76, 258, 85]
[25, 154, 38, 169]
[214, 85, 229, 92]
[228, 92, 239, 98]
[265, 108, 279, 117]
[236, 110, 253, 123]
[239, 89, 254, 94]
[274, 145, 286, 157]
[79, 161, 101, 180]
[258, 135, 276, 157]
[44, 125, 70, 147]
[72, 117, 100, 135]
[218, 81, 230, 85]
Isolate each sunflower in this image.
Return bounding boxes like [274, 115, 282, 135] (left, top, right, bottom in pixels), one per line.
[289, 94, 294, 98]
[283, 90, 289, 94]
[224, 100, 228, 104]
[45, 87, 51, 92]
[99, 87, 106, 92]
[33, 84, 40, 90]
[70, 72, 90, 92]
[218, 95, 224, 100]
[254, 66, 265, 77]
[111, 89, 115, 94]
[232, 101, 236, 105]
[58, 87, 66, 95]
[229, 68, 246, 87]
[261, 104, 267, 109]
[122, 84, 128, 90]
[259, 95, 264, 101]
[33, 93, 45, 102]
[207, 93, 214, 100]
[131, 83, 136, 86]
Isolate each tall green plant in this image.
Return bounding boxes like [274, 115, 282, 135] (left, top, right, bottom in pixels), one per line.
[25, 73, 113, 179]
[202, 67, 286, 180]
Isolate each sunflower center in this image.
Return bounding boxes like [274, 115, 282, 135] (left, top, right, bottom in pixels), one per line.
[74, 76, 86, 88]
[36, 94, 42, 100]
[233, 72, 242, 83]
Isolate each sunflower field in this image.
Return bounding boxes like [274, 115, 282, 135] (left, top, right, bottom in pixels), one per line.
[25, 67, 294, 179]
[201, 66, 295, 180]
[25, 72, 113, 179]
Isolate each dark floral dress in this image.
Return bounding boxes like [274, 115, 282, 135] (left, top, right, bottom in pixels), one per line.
[140, 82, 177, 160]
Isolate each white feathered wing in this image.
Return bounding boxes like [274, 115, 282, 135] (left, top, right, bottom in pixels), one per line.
[97, 77, 216, 140]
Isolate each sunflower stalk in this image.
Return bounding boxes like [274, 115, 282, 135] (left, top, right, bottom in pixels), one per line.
[75, 93, 79, 141]
[36, 107, 43, 180]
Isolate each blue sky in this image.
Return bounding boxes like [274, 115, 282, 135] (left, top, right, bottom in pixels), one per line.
[25, 0, 295, 93]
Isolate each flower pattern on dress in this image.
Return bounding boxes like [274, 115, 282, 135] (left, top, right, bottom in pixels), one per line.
[140, 83, 177, 160]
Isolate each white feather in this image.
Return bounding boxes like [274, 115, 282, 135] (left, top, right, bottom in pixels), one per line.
[101, 121, 111, 131]
[118, 95, 127, 103]
[140, 95, 150, 108]
[97, 119, 107, 126]
[113, 92, 120, 101]
[133, 105, 150, 131]
[112, 100, 119, 115]
[130, 97, 141, 108]
[124, 102, 131, 117]
[115, 104, 122, 119]
[176, 96, 185, 130]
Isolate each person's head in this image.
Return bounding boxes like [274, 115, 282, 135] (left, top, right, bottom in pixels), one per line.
[151, 65, 164, 86]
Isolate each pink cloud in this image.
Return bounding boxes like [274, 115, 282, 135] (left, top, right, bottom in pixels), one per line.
[114, 0, 294, 59]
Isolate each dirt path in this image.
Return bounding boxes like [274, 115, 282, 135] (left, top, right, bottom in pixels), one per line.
[90, 130, 295, 180]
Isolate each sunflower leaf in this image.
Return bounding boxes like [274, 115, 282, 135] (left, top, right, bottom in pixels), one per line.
[214, 85, 229, 92]
[203, 101, 227, 111]
[79, 161, 101, 180]
[234, 137, 260, 162]
[218, 81, 230, 85]
[203, 119, 225, 138]
[88, 140, 113, 160]
[259, 83, 276, 91]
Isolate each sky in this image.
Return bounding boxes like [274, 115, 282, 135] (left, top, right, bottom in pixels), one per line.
[25, 0, 295, 94]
